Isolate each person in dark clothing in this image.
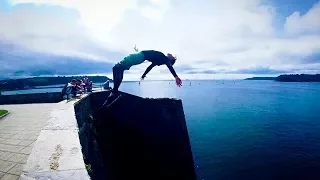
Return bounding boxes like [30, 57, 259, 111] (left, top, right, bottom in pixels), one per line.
[103, 48, 182, 107]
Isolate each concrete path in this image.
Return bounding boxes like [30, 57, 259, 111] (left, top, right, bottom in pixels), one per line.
[0, 104, 56, 180]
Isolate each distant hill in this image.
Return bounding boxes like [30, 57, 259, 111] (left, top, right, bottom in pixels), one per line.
[0, 76, 112, 91]
[245, 74, 320, 82]
[245, 77, 276, 80]
[275, 74, 320, 82]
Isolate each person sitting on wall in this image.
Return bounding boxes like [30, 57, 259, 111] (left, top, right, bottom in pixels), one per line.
[61, 79, 78, 100]
[76, 79, 85, 94]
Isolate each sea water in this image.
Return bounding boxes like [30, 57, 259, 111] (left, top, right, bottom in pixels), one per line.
[3, 80, 320, 179]
[121, 80, 320, 180]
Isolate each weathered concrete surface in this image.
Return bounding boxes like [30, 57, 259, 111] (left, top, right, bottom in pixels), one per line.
[20, 99, 90, 180]
[23, 130, 85, 172]
[44, 104, 79, 130]
[20, 169, 89, 180]
[0, 104, 55, 180]
[0, 92, 63, 105]
[91, 91, 196, 180]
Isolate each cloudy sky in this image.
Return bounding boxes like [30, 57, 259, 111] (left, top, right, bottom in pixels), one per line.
[0, 0, 319, 80]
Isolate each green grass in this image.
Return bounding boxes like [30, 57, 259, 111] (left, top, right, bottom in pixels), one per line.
[0, 110, 8, 117]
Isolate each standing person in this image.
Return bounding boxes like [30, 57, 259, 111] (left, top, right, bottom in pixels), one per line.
[87, 81, 93, 92]
[103, 47, 182, 107]
[83, 76, 90, 93]
[83, 76, 89, 85]
[76, 79, 85, 94]
[103, 80, 110, 90]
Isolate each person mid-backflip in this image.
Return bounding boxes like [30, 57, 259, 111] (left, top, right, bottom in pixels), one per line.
[103, 45, 182, 107]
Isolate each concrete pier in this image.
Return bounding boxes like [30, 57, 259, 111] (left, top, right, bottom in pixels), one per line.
[1, 91, 195, 180]
[0, 104, 56, 180]
[83, 91, 196, 180]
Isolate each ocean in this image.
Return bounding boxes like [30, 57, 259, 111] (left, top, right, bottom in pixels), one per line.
[3, 80, 320, 179]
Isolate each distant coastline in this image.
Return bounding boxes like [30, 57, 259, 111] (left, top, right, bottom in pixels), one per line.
[0, 76, 112, 91]
[245, 74, 320, 82]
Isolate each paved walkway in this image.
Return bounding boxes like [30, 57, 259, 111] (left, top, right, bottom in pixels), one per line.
[0, 104, 56, 180]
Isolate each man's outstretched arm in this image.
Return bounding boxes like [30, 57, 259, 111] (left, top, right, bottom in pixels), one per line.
[166, 64, 178, 78]
[166, 63, 182, 87]
[141, 63, 155, 79]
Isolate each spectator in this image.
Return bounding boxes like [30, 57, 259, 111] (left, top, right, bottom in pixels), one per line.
[103, 80, 111, 90]
[83, 76, 89, 85]
[83, 76, 89, 93]
[87, 81, 93, 92]
[76, 79, 85, 93]
[61, 79, 78, 100]
[83, 76, 93, 93]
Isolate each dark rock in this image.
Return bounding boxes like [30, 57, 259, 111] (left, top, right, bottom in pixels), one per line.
[91, 91, 196, 180]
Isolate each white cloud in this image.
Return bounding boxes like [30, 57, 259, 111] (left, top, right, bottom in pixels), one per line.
[1, 0, 320, 80]
[106, 0, 320, 69]
[0, 5, 121, 61]
[284, 2, 320, 35]
[8, 0, 138, 38]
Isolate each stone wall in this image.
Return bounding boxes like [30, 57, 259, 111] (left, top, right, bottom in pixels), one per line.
[0, 92, 63, 105]
[30, 91, 196, 180]
[74, 92, 108, 179]
[74, 95, 91, 129]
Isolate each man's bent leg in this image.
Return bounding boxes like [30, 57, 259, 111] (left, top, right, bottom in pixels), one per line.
[102, 64, 124, 107]
[111, 53, 144, 93]
[111, 64, 124, 94]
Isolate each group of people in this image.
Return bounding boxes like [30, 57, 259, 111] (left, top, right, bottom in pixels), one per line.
[62, 76, 93, 99]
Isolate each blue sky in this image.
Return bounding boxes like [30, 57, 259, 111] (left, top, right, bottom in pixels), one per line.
[271, 0, 318, 28]
[272, 0, 317, 15]
[0, 0, 319, 80]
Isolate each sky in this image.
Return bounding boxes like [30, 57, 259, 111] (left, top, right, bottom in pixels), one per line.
[0, 0, 319, 80]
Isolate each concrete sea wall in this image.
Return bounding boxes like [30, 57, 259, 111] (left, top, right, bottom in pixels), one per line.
[21, 91, 196, 180]
[20, 99, 90, 180]
[0, 92, 63, 105]
[74, 92, 107, 179]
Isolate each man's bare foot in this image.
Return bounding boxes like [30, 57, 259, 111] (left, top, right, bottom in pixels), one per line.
[109, 92, 117, 97]
[103, 92, 121, 108]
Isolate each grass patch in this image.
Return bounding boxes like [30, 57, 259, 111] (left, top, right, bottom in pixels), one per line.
[0, 110, 9, 117]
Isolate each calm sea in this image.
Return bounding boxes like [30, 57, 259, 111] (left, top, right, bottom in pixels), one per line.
[3, 80, 320, 180]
